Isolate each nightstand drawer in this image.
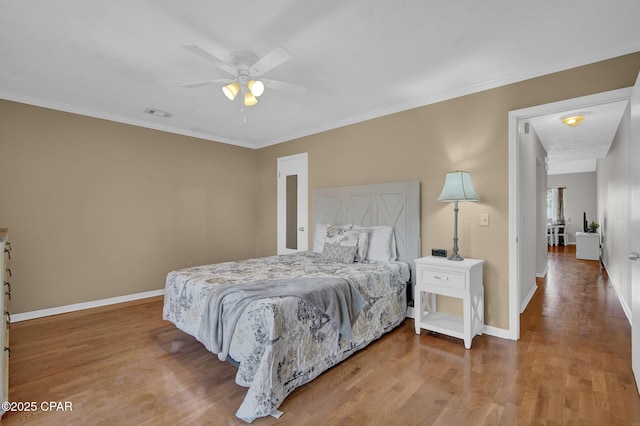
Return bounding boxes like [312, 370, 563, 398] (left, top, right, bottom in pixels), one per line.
[419, 268, 466, 290]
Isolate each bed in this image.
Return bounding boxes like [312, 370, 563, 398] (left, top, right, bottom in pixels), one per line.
[162, 180, 420, 422]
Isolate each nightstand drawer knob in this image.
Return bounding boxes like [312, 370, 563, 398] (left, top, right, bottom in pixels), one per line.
[420, 268, 466, 289]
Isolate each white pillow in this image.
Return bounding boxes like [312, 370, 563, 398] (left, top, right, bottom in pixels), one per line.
[352, 225, 397, 261]
[312, 223, 352, 252]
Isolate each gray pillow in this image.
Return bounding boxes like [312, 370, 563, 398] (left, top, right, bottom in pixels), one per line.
[321, 242, 358, 264]
[322, 226, 369, 263]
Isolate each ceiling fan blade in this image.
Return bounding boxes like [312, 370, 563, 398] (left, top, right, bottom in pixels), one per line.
[249, 47, 292, 76]
[183, 45, 236, 76]
[181, 78, 232, 88]
[262, 79, 307, 95]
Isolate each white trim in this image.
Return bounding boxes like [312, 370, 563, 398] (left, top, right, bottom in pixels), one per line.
[254, 46, 640, 148]
[483, 325, 511, 340]
[508, 110, 521, 341]
[606, 272, 632, 325]
[11, 289, 165, 322]
[0, 92, 256, 149]
[508, 87, 633, 342]
[406, 306, 415, 319]
[520, 283, 538, 314]
[536, 264, 548, 278]
[5, 42, 640, 151]
[407, 309, 510, 340]
[509, 87, 632, 120]
[277, 153, 309, 255]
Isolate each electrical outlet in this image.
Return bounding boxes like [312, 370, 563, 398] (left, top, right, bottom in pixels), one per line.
[480, 213, 490, 226]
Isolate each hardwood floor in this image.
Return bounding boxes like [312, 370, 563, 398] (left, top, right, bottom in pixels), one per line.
[3, 247, 640, 425]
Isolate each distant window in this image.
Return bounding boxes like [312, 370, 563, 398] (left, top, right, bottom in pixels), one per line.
[547, 187, 566, 223]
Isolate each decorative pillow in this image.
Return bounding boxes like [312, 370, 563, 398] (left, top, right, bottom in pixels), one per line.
[321, 226, 369, 263]
[321, 242, 358, 264]
[352, 225, 397, 261]
[312, 223, 352, 252]
[355, 230, 370, 262]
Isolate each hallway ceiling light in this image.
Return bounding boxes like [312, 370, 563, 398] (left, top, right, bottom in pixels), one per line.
[561, 114, 587, 127]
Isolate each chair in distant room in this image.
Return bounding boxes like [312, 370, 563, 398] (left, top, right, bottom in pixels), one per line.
[555, 225, 567, 246]
[555, 218, 571, 246]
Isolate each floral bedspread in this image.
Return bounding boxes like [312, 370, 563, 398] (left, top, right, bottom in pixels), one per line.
[162, 251, 409, 422]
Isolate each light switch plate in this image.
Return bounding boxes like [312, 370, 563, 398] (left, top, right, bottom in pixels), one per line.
[480, 213, 490, 226]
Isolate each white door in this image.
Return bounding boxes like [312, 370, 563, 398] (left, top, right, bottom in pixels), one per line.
[277, 153, 308, 254]
[630, 72, 640, 393]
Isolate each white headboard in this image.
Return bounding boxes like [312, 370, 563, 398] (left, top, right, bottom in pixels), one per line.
[312, 180, 421, 294]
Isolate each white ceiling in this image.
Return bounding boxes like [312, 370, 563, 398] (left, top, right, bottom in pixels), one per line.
[1, 1, 640, 149]
[529, 100, 629, 175]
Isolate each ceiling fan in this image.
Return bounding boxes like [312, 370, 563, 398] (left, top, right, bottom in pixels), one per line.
[181, 45, 306, 107]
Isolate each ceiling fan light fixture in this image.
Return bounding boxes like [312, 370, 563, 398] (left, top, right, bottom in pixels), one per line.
[244, 91, 258, 107]
[561, 114, 586, 127]
[222, 82, 240, 100]
[248, 80, 265, 97]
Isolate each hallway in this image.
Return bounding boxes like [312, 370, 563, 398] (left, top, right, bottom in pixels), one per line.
[519, 245, 640, 423]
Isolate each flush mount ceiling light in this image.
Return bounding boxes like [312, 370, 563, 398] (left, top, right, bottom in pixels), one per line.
[181, 46, 306, 109]
[561, 114, 587, 127]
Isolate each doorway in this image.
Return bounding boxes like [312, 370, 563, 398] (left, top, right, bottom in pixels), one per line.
[277, 153, 308, 254]
[508, 87, 632, 340]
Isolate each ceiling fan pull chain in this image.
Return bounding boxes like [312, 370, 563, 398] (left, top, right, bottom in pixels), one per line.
[240, 103, 247, 124]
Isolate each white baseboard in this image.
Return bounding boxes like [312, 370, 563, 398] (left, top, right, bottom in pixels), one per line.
[483, 324, 512, 340]
[598, 260, 631, 325]
[536, 264, 548, 278]
[12, 289, 165, 322]
[607, 275, 632, 325]
[406, 306, 415, 319]
[520, 283, 538, 314]
[407, 308, 510, 340]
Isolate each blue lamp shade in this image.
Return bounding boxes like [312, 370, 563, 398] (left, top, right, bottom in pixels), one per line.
[437, 171, 480, 202]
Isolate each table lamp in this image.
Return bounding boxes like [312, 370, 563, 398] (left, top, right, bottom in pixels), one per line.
[437, 170, 480, 261]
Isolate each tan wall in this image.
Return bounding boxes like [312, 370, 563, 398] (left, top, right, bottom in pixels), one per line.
[2, 52, 639, 322]
[256, 52, 640, 330]
[0, 100, 258, 313]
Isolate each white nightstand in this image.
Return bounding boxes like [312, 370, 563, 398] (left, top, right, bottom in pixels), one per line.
[414, 256, 485, 349]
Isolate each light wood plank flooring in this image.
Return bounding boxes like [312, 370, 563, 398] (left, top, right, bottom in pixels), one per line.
[3, 246, 640, 425]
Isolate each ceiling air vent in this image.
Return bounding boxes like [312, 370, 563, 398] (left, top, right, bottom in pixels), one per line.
[144, 108, 172, 118]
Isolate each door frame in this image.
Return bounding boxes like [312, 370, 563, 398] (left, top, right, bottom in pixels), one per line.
[277, 152, 309, 254]
[508, 87, 632, 340]
[630, 72, 640, 393]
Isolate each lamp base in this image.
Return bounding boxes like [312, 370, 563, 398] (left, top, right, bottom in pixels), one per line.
[448, 200, 464, 261]
[448, 253, 464, 261]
